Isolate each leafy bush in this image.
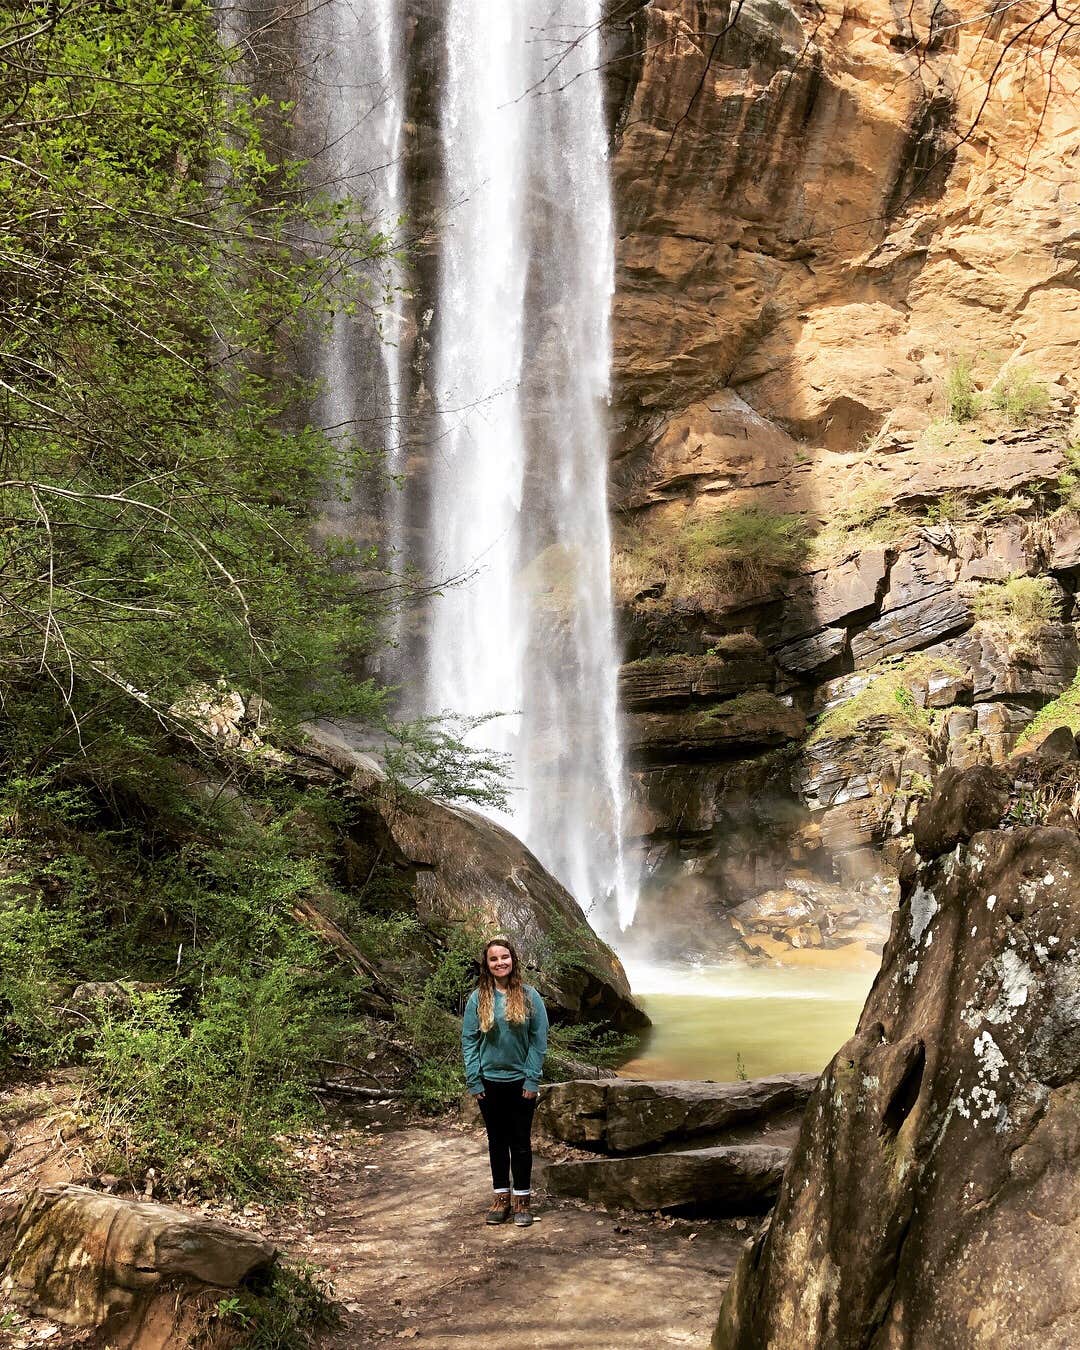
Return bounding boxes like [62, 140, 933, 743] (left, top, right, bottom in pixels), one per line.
[216, 1261, 339, 1350]
[944, 355, 981, 421]
[987, 365, 1049, 422]
[395, 921, 483, 1112]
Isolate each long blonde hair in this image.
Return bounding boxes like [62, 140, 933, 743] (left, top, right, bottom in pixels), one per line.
[477, 935, 529, 1032]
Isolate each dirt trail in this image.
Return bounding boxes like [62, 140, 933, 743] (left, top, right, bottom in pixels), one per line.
[306, 1124, 742, 1349]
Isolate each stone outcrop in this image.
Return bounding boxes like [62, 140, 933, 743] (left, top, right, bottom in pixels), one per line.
[545, 1143, 789, 1215]
[539, 1073, 814, 1213]
[714, 758, 1080, 1347]
[0, 1185, 274, 1343]
[603, 0, 1079, 959]
[296, 721, 648, 1031]
[537, 1074, 816, 1153]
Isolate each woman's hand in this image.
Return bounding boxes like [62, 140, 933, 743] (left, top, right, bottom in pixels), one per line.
[522, 1088, 538, 1100]
[474, 1091, 485, 1101]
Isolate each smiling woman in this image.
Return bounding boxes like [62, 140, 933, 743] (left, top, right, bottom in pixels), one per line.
[461, 935, 549, 1228]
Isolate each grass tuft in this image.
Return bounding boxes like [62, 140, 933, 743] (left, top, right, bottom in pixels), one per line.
[614, 507, 809, 604]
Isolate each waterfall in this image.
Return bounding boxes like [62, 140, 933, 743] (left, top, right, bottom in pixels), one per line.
[302, 0, 406, 550]
[425, 1, 638, 932]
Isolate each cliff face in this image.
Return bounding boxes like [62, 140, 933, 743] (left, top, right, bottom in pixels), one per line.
[713, 756, 1080, 1348]
[606, 0, 1080, 956]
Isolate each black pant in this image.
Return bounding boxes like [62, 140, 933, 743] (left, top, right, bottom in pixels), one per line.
[478, 1077, 537, 1191]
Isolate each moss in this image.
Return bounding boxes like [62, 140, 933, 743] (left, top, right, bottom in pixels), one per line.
[699, 690, 793, 724]
[808, 656, 964, 747]
[1015, 674, 1080, 751]
[614, 507, 809, 605]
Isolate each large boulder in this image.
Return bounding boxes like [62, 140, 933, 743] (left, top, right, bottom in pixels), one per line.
[543, 1144, 790, 1215]
[537, 1075, 816, 1153]
[714, 761, 1080, 1348]
[297, 721, 648, 1031]
[0, 1185, 274, 1337]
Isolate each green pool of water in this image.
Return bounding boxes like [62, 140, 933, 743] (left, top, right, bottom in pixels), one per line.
[618, 961, 874, 1082]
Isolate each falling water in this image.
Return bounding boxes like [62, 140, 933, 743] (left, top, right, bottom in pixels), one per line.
[426, 2, 638, 931]
[302, 0, 406, 549]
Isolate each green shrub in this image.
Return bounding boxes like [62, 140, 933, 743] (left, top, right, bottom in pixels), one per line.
[216, 1261, 339, 1350]
[395, 921, 482, 1113]
[987, 365, 1049, 422]
[972, 575, 1055, 645]
[615, 507, 809, 603]
[944, 355, 981, 421]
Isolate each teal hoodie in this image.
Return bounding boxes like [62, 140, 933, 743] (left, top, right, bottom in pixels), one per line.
[461, 985, 549, 1094]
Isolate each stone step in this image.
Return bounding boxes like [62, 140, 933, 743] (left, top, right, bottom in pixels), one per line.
[537, 1074, 817, 1154]
[540, 1144, 790, 1214]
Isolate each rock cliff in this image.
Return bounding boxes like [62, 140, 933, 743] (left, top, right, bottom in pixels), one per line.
[606, 0, 1080, 957]
[713, 754, 1080, 1347]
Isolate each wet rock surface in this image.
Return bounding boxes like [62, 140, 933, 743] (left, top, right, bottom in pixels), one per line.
[714, 760, 1080, 1348]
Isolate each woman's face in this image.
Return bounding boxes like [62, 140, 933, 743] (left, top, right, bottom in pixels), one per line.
[486, 945, 513, 980]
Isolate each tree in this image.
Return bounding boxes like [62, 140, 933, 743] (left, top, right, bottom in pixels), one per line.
[0, 0, 395, 775]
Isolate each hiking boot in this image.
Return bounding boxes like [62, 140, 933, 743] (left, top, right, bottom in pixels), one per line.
[486, 1193, 511, 1225]
[512, 1194, 533, 1227]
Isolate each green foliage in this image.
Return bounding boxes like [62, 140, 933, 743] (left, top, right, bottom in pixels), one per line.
[546, 1022, 636, 1077]
[924, 492, 969, 525]
[615, 507, 809, 603]
[972, 574, 1055, 646]
[381, 714, 512, 812]
[944, 354, 981, 421]
[808, 656, 965, 747]
[217, 1261, 339, 1350]
[0, 766, 378, 1196]
[0, 0, 396, 770]
[987, 365, 1049, 422]
[395, 920, 483, 1112]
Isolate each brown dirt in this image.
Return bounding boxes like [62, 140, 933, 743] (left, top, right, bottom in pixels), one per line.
[305, 1122, 743, 1349]
[0, 1082, 745, 1349]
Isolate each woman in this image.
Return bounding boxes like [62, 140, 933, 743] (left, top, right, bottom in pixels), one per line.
[461, 935, 549, 1227]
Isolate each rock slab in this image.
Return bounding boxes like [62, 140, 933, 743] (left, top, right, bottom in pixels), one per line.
[0, 1185, 275, 1331]
[544, 1144, 790, 1215]
[537, 1074, 816, 1153]
[714, 762, 1080, 1348]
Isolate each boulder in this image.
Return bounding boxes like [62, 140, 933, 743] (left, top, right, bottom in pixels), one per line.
[911, 764, 1009, 858]
[536, 1075, 817, 1153]
[543, 1144, 790, 1214]
[715, 763, 1080, 1348]
[296, 722, 647, 1031]
[0, 1185, 274, 1332]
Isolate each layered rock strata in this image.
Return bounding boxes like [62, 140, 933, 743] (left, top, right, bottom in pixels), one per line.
[604, 0, 1079, 953]
[538, 1074, 811, 1212]
[0, 1185, 274, 1344]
